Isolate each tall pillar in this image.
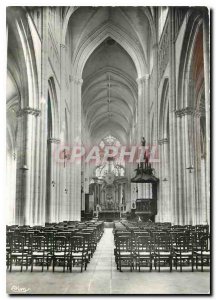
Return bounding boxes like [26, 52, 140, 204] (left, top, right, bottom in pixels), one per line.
[169, 7, 178, 225]
[136, 75, 150, 142]
[37, 7, 49, 225]
[181, 112, 188, 226]
[68, 76, 82, 220]
[47, 138, 60, 223]
[175, 114, 183, 224]
[202, 11, 210, 225]
[176, 107, 197, 225]
[194, 112, 202, 224]
[160, 139, 170, 222]
[15, 107, 41, 225]
[157, 141, 163, 222]
[183, 113, 192, 224]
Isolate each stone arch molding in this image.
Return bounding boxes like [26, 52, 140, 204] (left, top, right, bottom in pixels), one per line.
[62, 7, 79, 44]
[177, 12, 203, 110]
[16, 19, 39, 109]
[48, 77, 60, 139]
[159, 78, 169, 140]
[71, 23, 147, 79]
[7, 8, 40, 110]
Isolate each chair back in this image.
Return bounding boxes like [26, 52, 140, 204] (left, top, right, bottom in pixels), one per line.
[174, 234, 194, 253]
[154, 234, 172, 253]
[10, 235, 25, 253]
[53, 236, 67, 253]
[31, 235, 46, 252]
[69, 236, 86, 254]
[136, 236, 152, 253]
[116, 235, 132, 253]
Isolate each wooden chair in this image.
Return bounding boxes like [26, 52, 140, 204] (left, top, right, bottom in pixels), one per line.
[194, 234, 210, 271]
[9, 235, 31, 272]
[6, 231, 14, 269]
[153, 234, 173, 272]
[173, 234, 194, 272]
[114, 231, 132, 265]
[116, 235, 134, 272]
[31, 235, 51, 272]
[78, 232, 93, 262]
[52, 236, 68, 272]
[68, 236, 88, 272]
[135, 236, 153, 271]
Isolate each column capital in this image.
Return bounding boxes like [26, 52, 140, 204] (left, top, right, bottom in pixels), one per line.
[175, 106, 194, 118]
[70, 75, 83, 85]
[175, 107, 203, 118]
[158, 138, 169, 145]
[60, 43, 66, 49]
[16, 107, 41, 117]
[136, 74, 150, 84]
[47, 138, 61, 144]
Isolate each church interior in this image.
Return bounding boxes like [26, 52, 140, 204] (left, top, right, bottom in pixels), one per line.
[6, 6, 210, 294]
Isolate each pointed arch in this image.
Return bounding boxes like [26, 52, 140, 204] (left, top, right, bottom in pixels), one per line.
[72, 23, 146, 79]
[7, 7, 39, 108]
[177, 11, 203, 109]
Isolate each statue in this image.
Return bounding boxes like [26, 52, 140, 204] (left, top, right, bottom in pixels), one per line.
[141, 137, 146, 147]
[141, 137, 150, 169]
[144, 150, 149, 169]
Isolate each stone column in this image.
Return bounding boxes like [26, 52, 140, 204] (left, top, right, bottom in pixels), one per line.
[15, 107, 41, 225]
[57, 43, 67, 222]
[136, 75, 150, 142]
[168, 7, 178, 225]
[37, 7, 49, 226]
[194, 112, 202, 224]
[68, 76, 82, 220]
[61, 147, 69, 221]
[6, 149, 16, 225]
[158, 138, 170, 222]
[182, 108, 196, 226]
[202, 11, 210, 225]
[157, 140, 163, 222]
[47, 138, 60, 222]
[175, 113, 183, 225]
[183, 112, 192, 225]
[181, 112, 187, 225]
[176, 107, 197, 225]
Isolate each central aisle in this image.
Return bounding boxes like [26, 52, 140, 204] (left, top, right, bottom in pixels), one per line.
[6, 228, 210, 294]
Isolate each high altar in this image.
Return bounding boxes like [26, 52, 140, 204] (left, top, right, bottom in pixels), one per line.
[90, 157, 127, 221]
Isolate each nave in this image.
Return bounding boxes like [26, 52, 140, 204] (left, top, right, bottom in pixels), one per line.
[7, 225, 210, 294]
[6, 6, 211, 295]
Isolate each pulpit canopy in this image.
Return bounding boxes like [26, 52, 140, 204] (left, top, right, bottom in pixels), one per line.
[131, 172, 159, 183]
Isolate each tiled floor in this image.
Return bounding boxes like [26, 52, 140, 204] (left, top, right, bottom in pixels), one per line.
[6, 228, 210, 295]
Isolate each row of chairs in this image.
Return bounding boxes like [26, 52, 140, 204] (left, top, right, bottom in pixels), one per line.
[7, 220, 104, 272]
[118, 220, 210, 251]
[113, 222, 210, 272]
[120, 220, 209, 235]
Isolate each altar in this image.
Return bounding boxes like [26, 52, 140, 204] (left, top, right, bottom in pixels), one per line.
[89, 156, 128, 220]
[98, 210, 120, 221]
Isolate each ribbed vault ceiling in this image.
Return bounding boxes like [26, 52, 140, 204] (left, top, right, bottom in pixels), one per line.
[67, 6, 154, 145]
[82, 38, 137, 145]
